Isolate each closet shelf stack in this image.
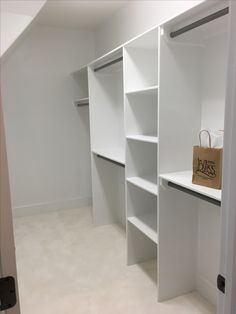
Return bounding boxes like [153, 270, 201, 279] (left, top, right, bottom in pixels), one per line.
[72, 1, 230, 312]
[124, 26, 159, 267]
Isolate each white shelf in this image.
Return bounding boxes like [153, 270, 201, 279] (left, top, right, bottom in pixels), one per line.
[127, 175, 157, 196]
[160, 171, 221, 202]
[128, 213, 158, 244]
[74, 97, 89, 106]
[92, 148, 125, 165]
[125, 85, 158, 96]
[126, 135, 158, 144]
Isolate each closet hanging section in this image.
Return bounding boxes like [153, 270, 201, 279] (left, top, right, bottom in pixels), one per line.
[167, 181, 221, 206]
[96, 154, 125, 168]
[94, 56, 123, 72]
[170, 6, 229, 38]
[74, 98, 89, 107]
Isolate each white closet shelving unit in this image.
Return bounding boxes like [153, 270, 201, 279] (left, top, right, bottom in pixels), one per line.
[158, 1, 229, 310]
[88, 48, 126, 226]
[73, 1, 231, 312]
[124, 28, 159, 265]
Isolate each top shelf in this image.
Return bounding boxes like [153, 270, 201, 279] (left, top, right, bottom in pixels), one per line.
[160, 171, 221, 202]
[125, 85, 158, 96]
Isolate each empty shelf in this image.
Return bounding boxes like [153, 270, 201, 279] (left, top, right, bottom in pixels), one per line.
[125, 85, 158, 96]
[126, 135, 158, 144]
[92, 148, 125, 166]
[127, 175, 157, 195]
[128, 213, 158, 244]
[160, 171, 221, 202]
[74, 97, 89, 106]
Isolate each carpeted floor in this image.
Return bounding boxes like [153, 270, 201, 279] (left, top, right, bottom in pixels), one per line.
[13, 207, 215, 314]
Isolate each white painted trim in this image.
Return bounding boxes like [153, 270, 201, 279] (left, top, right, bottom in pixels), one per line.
[220, 2, 236, 314]
[13, 197, 92, 217]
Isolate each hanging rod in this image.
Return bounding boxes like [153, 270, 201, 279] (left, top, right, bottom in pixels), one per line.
[74, 100, 89, 107]
[94, 57, 123, 72]
[167, 181, 221, 207]
[170, 7, 229, 38]
[96, 154, 125, 168]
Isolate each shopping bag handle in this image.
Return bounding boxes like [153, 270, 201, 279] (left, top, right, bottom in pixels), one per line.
[199, 129, 211, 148]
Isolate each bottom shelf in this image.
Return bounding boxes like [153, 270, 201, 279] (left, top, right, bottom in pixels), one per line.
[128, 212, 158, 244]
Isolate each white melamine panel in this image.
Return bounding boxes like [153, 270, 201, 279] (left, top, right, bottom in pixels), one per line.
[124, 48, 158, 92]
[201, 34, 228, 130]
[125, 85, 158, 96]
[126, 135, 158, 144]
[128, 213, 158, 244]
[159, 34, 202, 174]
[158, 184, 198, 301]
[127, 222, 157, 266]
[88, 66, 124, 153]
[127, 175, 157, 196]
[126, 183, 157, 263]
[125, 93, 157, 138]
[91, 154, 125, 226]
[196, 200, 221, 306]
[160, 171, 221, 201]
[126, 140, 157, 179]
[125, 27, 158, 49]
[126, 183, 157, 218]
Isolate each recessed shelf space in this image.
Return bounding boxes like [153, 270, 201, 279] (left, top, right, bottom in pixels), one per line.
[126, 140, 157, 180]
[128, 213, 158, 244]
[127, 183, 157, 265]
[125, 85, 158, 96]
[125, 93, 157, 139]
[124, 28, 159, 92]
[127, 175, 157, 196]
[160, 171, 221, 203]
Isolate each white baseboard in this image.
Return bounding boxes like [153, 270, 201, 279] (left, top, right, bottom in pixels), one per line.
[13, 197, 92, 217]
[196, 274, 217, 307]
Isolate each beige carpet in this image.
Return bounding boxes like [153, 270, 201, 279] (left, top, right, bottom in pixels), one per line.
[13, 207, 215, 314]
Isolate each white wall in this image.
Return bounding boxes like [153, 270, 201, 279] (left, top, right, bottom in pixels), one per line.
[1, 24, 95, 215]
[0, 0, 46, 57]
[94, 0, 204, 57]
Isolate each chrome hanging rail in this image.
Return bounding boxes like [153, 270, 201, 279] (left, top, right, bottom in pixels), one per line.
[96, 154, 125, 168]
[170, 7, 229, 38]
[167, 181, 221, 207]
[94, 57, 123, 72]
